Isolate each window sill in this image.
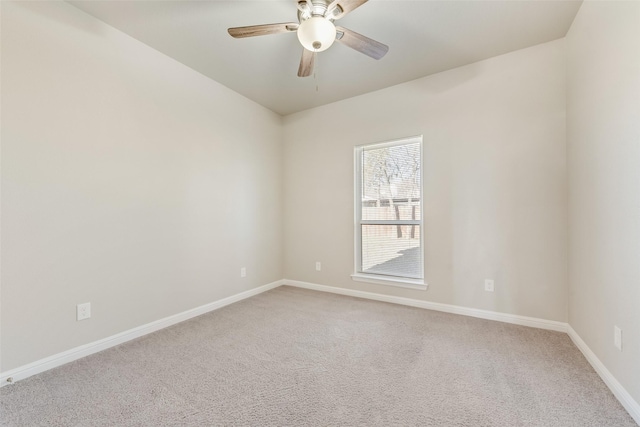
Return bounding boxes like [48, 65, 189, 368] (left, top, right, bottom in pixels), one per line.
[351, 273, 428, 291]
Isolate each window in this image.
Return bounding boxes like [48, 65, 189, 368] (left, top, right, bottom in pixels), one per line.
[353, 136, 425, 289]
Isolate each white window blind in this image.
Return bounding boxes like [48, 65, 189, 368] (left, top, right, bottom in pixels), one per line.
[354, 136, 424, 285]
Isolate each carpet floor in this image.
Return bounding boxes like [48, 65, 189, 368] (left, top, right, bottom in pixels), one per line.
[1, 286, 636, 426]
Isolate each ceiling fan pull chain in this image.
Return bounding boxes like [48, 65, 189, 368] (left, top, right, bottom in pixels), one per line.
[314, 52, 319, 92]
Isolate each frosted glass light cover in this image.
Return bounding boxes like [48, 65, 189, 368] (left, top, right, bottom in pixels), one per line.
[297, 17, 336, 52]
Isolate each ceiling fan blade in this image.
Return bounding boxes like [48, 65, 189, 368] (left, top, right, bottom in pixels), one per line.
[327, 0, 368, 19]
[228, 23, 298, 38]
[335, 26, 388, 60]
[297, 48, 315, 77]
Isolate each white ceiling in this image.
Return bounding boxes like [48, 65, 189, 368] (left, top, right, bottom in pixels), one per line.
[68, 1, 582, 116]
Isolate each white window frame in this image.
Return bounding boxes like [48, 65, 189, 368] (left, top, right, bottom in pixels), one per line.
[352, 135, 426, 290]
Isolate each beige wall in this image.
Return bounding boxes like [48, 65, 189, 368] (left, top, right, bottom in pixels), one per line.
[4, 1, 638, 409]
[566, 1, 640, 404]
[283, 39, 568, 322]
[0, 1, 283, 371]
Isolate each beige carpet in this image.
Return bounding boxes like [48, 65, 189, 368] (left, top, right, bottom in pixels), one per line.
[1, 286, 636, 426]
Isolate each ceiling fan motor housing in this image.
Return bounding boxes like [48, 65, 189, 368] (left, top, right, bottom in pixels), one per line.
[297, 0, 341, 22]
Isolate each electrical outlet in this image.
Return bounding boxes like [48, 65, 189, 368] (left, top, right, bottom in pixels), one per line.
[315, 262, 321, 271]
[614, 326, 622, 351]
[77, 303, 91, 321]
[484, 279, 495, 292]
[240, 267, 246, 278]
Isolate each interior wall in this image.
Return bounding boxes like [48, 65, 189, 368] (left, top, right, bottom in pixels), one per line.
[0, 1, 283, 371]
[566, 1, 640, 404]
[283, 39, 567, 322]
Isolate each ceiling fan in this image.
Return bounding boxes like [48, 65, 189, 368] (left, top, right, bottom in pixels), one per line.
[228, 0, 389, 77]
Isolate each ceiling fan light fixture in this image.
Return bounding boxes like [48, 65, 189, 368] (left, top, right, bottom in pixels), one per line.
[297, 16, 336, 52]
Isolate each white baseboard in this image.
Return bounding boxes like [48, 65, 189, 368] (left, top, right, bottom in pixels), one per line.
[284, 279, 567, 332]
[3, 277, 638, 426]
[567, 325, 640, 425]
[0, 280, 284, 387]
